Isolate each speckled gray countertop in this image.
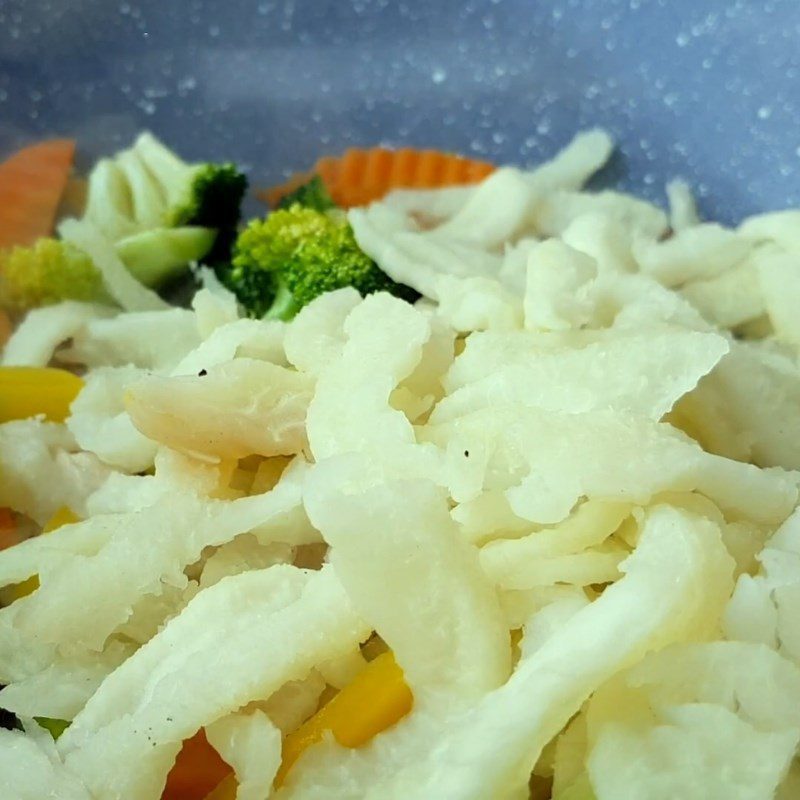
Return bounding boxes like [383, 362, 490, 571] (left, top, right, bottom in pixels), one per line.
[1, 0, 798, 224]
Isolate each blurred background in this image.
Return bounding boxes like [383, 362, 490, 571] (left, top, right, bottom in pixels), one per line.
[1, 0, 799, 223]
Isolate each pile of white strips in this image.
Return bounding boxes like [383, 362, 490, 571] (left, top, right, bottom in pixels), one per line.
[3, 130, 800, 800]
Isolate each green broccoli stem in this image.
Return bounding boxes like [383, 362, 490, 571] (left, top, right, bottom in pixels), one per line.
[263, 282, 302, 321]
[115, 227, 217, 288]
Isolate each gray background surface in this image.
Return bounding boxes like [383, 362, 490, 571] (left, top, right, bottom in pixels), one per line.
[1, 0, 798, 224]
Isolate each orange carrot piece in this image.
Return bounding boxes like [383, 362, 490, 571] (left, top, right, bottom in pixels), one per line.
[260, 147, 495, 209]
[0, 309, 10, 348]
[203, 773, 236, 800]
[0, 508, 17, 551]
[162, 730, 232, 800]
[0, 139, 76, 249]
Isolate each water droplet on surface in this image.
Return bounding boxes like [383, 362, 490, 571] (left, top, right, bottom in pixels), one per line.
[431, 67, 447, 84]
[177, 76, 197, 93]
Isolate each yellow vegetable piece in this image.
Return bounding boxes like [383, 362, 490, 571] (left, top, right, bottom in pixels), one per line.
[0, 366, 84, 423]
[11, 506, 79, 599]
[204, 774, 236, 800]
[203, 638, 526, 798]
[42, 506, 80, 532]
[278, 651, 413, 786]
[203, 652, 412, 799]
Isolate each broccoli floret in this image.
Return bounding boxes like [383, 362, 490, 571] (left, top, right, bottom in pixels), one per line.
[283, 216, 415, 306]
[81, 133, 246, 269]
[230, 205, 331, 276]
[277, 175, 335, 212]
[132, 132, 247, 230]
[0, 238, 108, 310]
[219, 204, 418, 320]
[0, 226, 215, 312]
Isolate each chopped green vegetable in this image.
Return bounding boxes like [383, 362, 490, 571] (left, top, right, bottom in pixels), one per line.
[81, 132, 246, 270]
[33, 716, 70, 740]
[0, 238, 108, 310]
[115, 226, 217, 288]
[219, 204, 418, 320]
[277, 175, 336, 212]
[0, 226, 215, 312]
[128, 132, 248, 231]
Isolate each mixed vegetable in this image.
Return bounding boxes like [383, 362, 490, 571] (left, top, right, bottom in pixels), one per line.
[0, 135, 488, 322]
[0, 133, 493, 800]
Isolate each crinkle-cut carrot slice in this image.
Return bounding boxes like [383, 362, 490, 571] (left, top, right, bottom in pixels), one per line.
[260, 147, 495, 208]
[0, 139, 76, 248]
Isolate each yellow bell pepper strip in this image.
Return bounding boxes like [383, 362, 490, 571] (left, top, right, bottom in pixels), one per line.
[12, 506, 79, 599]
[0, 366, 83, 423]
[277, 651, 413, 787]
[202, 651, 413, 800]
[42, 505, 80, 533]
